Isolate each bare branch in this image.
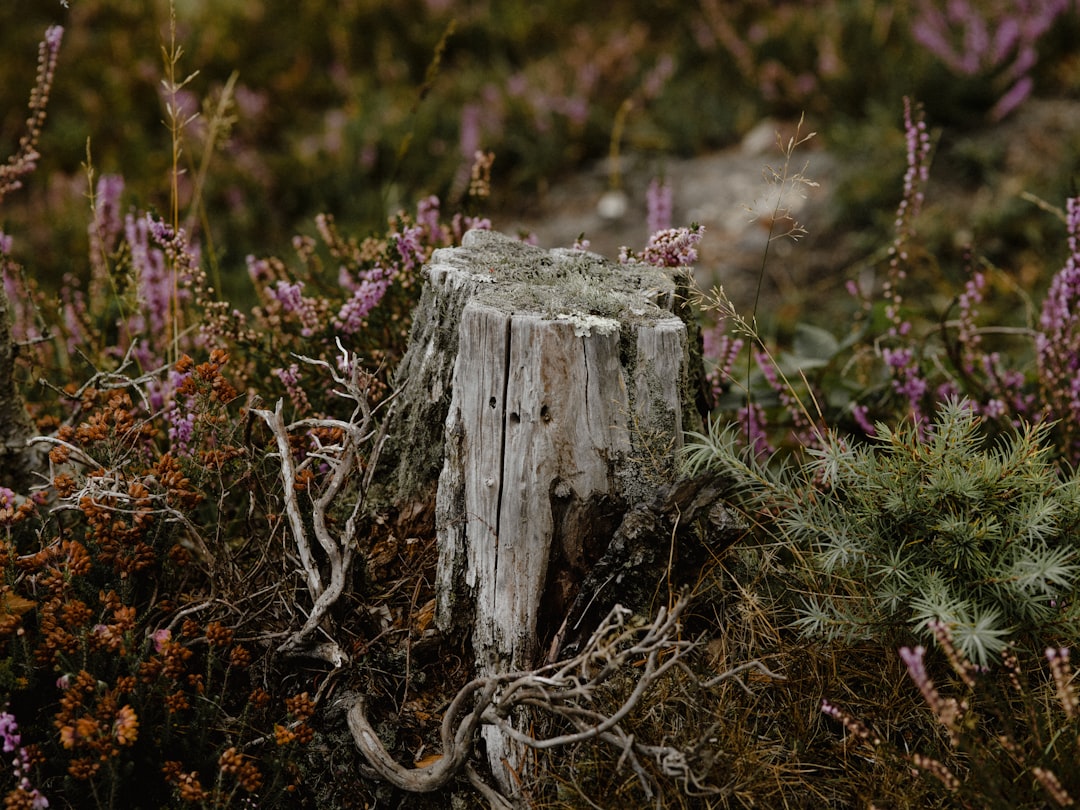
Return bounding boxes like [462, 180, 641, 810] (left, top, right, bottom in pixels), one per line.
[252, 341, 390, 663]
[347, 596, 781, 804]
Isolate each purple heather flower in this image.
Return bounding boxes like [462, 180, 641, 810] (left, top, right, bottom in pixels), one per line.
[1036, 196, 1080, 458]
[955, 265, 986, 376]
[506, 72, 529, 98]
[126, 213, 170, 338]
[755, 348, 814, 442]
[337, 264, 357, 293]
[879, 99, 932, 430]
[273, 364, 312, 413]
[394, 224, 425, 274]
[269, 280, 320, 337]
[246, 255, 274, 286]
[639, 225, 704, 268]
[164, 367, 196, 456]
[0, 707, 49, 807]
[45, 24, 63, 49]
[60, 283, 89, 355]
[702, 322, 744, 400]
[982, 398, 1006, 418]
[642, 54, 676, 101]
[911, 0, 1068, 119]
[146, 214, 201, 279]
[450, 213, 491, 242]
[270, 280, 305, 313]
[738, 400, 773, 460]
[899, 645, 939, 707]
[90, 175, 124, 251]
[152, 628, 172, 653]
[335, 279, 389, 334]
[937, 380, 961, 403]
[168, 406, 195, 456]
[553, 95, 589, 127]
[0, 710, 19, 753]
[459, 102, 483, 160]
[851, 404, 876, 436]
[990, 75, 1034, 121]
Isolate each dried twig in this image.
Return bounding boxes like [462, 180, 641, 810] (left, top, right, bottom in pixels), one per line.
[252, 340, 391, 664]
[346, 596, 783, 804]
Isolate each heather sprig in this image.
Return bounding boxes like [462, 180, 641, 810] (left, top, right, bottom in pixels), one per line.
[233, 191, 488, 415]
[0, 26, 63, 206]
[1, 706, 48, 809]
[879, 97, 933, 432]
[824, 633, 1080, 807]
[941, 251, 1034, 423]
[695, 0, 826, 110]
[0, 349, 322, 807]
[620, 223, 704, 268]
[701, 321, 744, 403]
[87, 173, 125, 286]
[646, 176, 673, 235]
[1036, 196, 1080, 464]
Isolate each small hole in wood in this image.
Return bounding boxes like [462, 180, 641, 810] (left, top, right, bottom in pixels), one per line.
[489, 396, 496, 409]
[540, 404, 551, 423]
[510, 412, 520, 424]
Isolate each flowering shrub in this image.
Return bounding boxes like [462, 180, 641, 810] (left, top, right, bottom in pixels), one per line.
[697, 94, 1080, 471]
[911, 0, 1071, 119]
[0, 24, 498, 807]
[825, 624, 1080, 808]
[1036, 197, 1080, 463]
[0, 344, 343, 807]
[4, 3, 1080, 807]
[0, 25, 62, 206]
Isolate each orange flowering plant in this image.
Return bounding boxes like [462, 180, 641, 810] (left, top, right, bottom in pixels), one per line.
[0, 344, 339, 807]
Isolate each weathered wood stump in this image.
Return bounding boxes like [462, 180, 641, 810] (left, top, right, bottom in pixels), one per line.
[390, 229, 701, 661]
[385, 229, 704, 785]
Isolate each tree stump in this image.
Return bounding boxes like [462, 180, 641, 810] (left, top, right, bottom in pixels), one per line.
[385, 229, 703, 785]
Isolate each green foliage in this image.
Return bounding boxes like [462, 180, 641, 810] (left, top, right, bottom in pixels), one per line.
[687, 400, 1080, 665]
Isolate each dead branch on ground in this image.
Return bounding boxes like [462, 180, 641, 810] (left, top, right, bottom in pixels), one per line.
[253, 339, 391, 665]
[346, 596, 784, 805]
